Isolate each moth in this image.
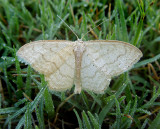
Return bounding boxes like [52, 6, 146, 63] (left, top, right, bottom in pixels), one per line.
[17, 17, 143, 94]
[17, 39, 143, 94]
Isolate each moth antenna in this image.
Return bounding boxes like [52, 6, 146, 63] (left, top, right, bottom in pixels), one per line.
[81, 19, 109, 40]
[57, 15, 79, 40]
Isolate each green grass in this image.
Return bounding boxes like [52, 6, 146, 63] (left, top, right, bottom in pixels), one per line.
[0, 0, 160, 128]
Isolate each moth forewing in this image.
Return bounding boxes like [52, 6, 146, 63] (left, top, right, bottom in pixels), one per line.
[80, 40, 142, 94]
[17, 40, 76, 91]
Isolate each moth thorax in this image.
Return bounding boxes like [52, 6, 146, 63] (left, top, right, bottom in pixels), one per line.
[74, 40, 86, 53]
